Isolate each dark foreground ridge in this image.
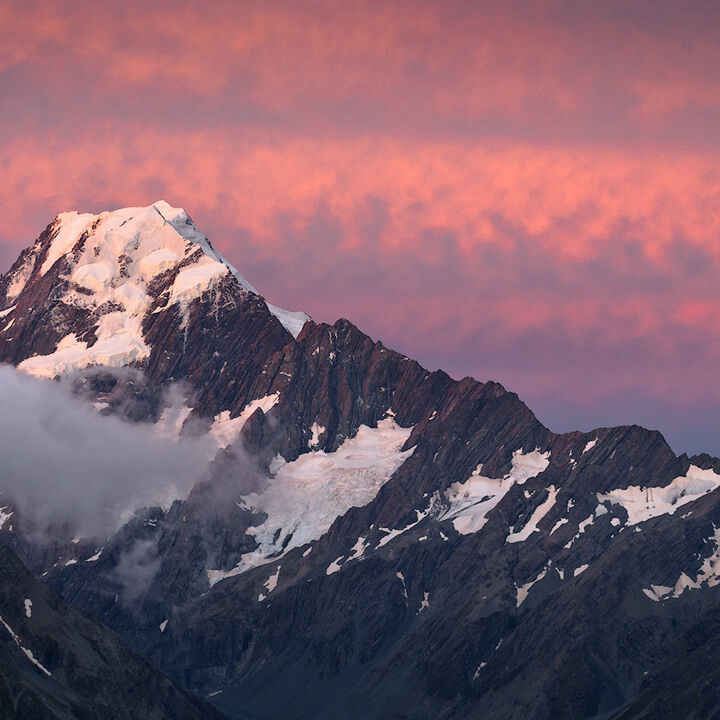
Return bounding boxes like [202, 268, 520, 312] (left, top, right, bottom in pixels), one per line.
[1, 204, 719, 719]
[0, 543, 226, 720]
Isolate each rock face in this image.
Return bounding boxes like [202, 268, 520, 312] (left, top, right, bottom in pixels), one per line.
[2, 202, 720, 719]
[0, 543, 225, 720]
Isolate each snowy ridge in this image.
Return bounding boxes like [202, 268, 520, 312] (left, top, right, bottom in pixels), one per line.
[14, 201, 308, 378]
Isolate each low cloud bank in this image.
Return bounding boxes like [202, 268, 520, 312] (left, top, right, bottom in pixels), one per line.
[0, 365, 218, 539]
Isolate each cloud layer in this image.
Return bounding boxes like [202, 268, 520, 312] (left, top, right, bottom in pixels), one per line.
[0, 367, 215, 538]
[2, 1, 720, 454]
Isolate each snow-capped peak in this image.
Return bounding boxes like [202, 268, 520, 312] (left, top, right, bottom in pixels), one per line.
[41, 201, 307, 333]
[10, 201, 309, 378]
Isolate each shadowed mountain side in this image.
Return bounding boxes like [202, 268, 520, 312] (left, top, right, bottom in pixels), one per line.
[0, 543, 226, 720]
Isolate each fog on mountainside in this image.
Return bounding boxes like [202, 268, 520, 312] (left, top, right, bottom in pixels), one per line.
[0, 365, 220, 539]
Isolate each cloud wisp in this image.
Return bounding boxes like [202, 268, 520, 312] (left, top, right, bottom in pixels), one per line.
[0, 366, 217, 539]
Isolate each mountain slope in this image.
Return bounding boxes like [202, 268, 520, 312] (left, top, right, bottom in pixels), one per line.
[2, 202, 720, 719]
[0, 542, 225, 720]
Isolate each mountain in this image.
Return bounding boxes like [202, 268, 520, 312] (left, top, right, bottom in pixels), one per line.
[2, 202, 720, 719]
[0, 542, 225, 720]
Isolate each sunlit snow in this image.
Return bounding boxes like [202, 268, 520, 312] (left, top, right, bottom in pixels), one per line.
[17, 202, 310, 380]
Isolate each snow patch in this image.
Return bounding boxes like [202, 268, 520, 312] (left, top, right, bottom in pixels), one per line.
[396, 571, 408, 599]
[24, 599, 32, 618]
[169, 254, 229, 314]
[326, 557, 343, 575]
[550, 518, 568, 535]
[644, 525, 720, 601]
[347, 535, 368, 561]
[442, 449, 551, 535]
[72, 262, 113, 292]
[6, 248, 38, 300]
[377, 509, 427, 548]
[308, 422, 325, 448]
[564, 504, 607, 549]
[582, 438, 598, 454]
[0, 507, 13, 529]
[138, 247, 180, 279]
[209, 393, 280, 448]
[40, 211, 94, 275]
[266, 303, 309, 339]
[264, 566, 281, 593]
[507, 486, 558, 543]
[207, 415, 413, 585]
[516, 565, 549, 607]
[19, 311, 150, 378]
[597, 465, 720, 526]
[0, 615, 51, 676]
[156, 401, 194, 438]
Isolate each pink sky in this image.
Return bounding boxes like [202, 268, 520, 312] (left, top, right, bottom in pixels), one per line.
[3, 0, 720, 453]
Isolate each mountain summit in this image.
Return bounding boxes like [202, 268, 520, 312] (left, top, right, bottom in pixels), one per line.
[0, 201, 308, 379]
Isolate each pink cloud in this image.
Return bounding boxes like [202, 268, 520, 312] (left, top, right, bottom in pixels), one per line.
[3, 1, 720, 453]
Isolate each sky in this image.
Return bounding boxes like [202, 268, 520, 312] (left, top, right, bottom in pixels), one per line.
[2, 1, 720, 455]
